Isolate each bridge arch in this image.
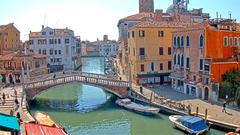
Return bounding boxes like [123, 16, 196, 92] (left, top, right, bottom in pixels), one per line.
[25, 72, 130, 101]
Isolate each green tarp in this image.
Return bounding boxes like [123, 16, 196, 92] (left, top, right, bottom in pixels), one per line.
[0, 113, 20, 131]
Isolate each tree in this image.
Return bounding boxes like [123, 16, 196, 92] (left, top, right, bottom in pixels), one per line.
[220, 68, 240, 106]
[235, 87, 240, 106]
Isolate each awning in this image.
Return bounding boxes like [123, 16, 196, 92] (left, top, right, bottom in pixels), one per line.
[25, 123, 67, 135]
[0, 113, 20, 131]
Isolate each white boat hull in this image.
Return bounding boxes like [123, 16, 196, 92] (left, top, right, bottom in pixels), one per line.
[169, 115, 209, 135]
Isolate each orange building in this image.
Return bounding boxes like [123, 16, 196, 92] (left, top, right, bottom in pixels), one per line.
[170, 19, 240, 102]
[0, 23, 20, 53]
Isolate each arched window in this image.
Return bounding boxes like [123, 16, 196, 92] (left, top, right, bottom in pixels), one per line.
[174, 37, 177, 47]
[177, 36, 180, 47]
[181, 36, 184, 47]
[181, 55, 184, 67]
[186, 36, 190, 47]
[199, 34, 204, 47]
[151, 62, 154, 71]
[178, 54, 180, 65]
[174, 55, 176, 65]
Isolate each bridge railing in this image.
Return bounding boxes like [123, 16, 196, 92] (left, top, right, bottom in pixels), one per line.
[25, 74, 129, 90]
[29, 70, 118, 83]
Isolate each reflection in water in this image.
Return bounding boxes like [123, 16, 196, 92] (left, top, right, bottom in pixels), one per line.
[30, 57, 224, 135]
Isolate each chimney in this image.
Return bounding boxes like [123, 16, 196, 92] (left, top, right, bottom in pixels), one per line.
[103, 35, 108, 42]
[42, 25, 44, 30]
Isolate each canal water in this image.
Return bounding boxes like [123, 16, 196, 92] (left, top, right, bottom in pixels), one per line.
[30, 57, 224, 135]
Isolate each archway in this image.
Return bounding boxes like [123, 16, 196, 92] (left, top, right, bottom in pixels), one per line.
[9, 74, 13, 84]
[204, 87, 209, 100]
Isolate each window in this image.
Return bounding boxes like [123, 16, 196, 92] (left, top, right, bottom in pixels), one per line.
[230, 37, 233, 47]
[186, 36, 190, 47]
[205, 78, 209, 85]
[168, 61, 172, 70]
[199, 59, 203, 70]
[139, 48, 145, 56]
[159, 47, 164, 55]
[51, 59, 54, 63]
[49, 39, 54, 44]
[186, 57, 190, 69]
[177, 36, 180, 47]
[160, 63, 163, 71]
[38, 49, 41, 54]
[239, 38, 240, 46]
[50, 50, 53, 55]
[151, 62, 154, 71]
[199, 34, 204, 47]
[59, 50, 61, 54]
[168, 47, 171, 55]
[65, 38, 70, 44]
[140, 64, 144, 72]
[55, 50, 58, 55]
[224, 37, 228, 47]
[181, 55, 184, 67]
[174, 55, 176, 65]
[181, 36, 184, 47]
[174, 37, 177, 47]
[42, 32, 46, 35]
[204, 64, 210, 71]
[58, 39, 61, 44]
[49, 31, 53, 35]
[158, 31, 164, 37]
[132, 31, 135, 38]
[43, 49, 47, 55]
[139, 30, 145, 37]
[54, 39, 57, 44]
[178, 54, 180, 65]
[234, 38, 238, 46]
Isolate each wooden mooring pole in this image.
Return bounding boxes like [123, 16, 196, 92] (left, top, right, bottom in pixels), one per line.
[196, 107, 199, 116]
[205, 109, 208, 124]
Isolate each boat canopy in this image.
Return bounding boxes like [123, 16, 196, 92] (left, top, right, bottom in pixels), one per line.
[25, 123, 67, 135]
[0, 113, 20, 132]
[178, 116, 208, 132]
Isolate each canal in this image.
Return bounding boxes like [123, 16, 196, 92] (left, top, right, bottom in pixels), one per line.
[30, 57, 224, 135]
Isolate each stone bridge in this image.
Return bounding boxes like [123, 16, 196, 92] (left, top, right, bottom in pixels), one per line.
[24, 71, 130, 101]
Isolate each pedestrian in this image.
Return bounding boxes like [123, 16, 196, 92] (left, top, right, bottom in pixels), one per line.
[10, 110, 14, 116]
[222, 101, 227, 113]
[53, 74, 56, 79]
[2, 93, 5, 101]
[14, 89, 17, 96]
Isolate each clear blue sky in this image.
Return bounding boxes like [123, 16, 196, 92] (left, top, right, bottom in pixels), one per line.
[0, 0, 239, 41]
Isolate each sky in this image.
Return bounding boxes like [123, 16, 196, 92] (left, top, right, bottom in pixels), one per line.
[0, 0, 239, 41]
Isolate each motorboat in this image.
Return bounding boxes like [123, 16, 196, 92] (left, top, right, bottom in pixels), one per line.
[116, 98, 160, 116]
[169, 115, 209, 135]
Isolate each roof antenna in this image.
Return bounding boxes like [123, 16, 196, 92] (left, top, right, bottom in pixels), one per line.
[229, 11, 232, 19]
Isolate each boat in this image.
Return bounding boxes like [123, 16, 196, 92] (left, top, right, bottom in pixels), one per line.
[115, 98, 160, 115]
[34, 112, 60, 128]
[169, 115, 209, 135]
[225, 132, 240, 135]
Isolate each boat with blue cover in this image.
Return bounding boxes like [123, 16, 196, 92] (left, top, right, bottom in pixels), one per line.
[115, 98, 160, 115]
[169, 115, 209, 135]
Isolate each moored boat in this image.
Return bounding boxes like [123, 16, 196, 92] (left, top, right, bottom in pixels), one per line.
[115, 98, 160, 115]
[225, 132, 240, 135]
[34, 112, 60, 128]
[169, 115, 209, 135]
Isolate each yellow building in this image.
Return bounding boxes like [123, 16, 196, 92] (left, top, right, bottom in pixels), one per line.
[0, 23, 20, 53]
[128, 21, 188, 85]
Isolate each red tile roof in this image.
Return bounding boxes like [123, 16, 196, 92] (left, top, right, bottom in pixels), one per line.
[131, 21, 192, 29]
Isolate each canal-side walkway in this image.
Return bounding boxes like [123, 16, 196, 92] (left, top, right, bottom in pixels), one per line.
[115, 59, 240, 131]
[0, 86, 35, 135]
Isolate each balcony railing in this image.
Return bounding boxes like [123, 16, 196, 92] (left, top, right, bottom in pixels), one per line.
[139, 55, 147, 60]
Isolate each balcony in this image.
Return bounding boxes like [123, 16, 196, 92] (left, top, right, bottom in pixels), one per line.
[139, 55, 147, 60]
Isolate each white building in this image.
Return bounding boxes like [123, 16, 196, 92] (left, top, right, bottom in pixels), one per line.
[29, 26, 81, 72]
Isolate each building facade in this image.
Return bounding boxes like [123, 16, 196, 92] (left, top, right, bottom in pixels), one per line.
[0, 51, 48, 84]
[0, 23, 20, 53]
[29, 26, 81, 72]
[170, 19, 240, 102]
[128, 21, 188, 85]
